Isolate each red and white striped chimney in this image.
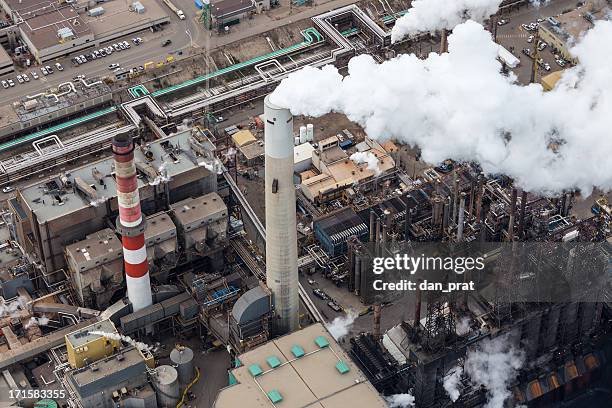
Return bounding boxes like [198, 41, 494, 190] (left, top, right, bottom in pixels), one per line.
[112, 133, 152, 312]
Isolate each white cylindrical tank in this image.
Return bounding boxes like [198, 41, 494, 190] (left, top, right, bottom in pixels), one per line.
[170, 346, 194, 386]
[306, 123, 314, 142]
[299, 126, 307, 144]
[264, 95, 299, 335]
[294, 136, 300, 146]
[154, 365, 180, 407]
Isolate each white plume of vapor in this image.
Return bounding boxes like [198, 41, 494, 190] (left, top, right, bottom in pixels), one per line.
[326, 310, 357, 340]
[24, 315, 50, 329]
[270, 20, 612, 195]
[89, 330, 152, 352]
[391, 0, 503, 42]
[0, 296, 28, 318]
[443, 366, 463, 402]
[89, 197, 107, 207]
[464, 335, 524, 408]
[384, 393, 416, 407]
[350, 151, 381, 176]
[150, 159, 172, 186]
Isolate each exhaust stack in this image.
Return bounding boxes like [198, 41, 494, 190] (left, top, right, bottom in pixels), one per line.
[112, 133, 152, 312]
[264, 96, 299, 334]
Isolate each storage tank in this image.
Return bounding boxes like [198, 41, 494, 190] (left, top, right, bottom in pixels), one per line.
[154, 365, 180, 407]
[294, 136, 300, 146]
[306, 123, 314, 141]
[299, 126, 307, 144]
[170, 346, 194, 385]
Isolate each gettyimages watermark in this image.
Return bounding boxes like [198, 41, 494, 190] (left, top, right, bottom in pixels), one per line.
[354, 242, 611, 305]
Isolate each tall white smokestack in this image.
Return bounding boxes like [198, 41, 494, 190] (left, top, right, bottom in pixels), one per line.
[264, 95, 299, 334]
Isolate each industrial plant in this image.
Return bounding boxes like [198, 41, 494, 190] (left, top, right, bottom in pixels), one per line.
[0, 0, 609, 407]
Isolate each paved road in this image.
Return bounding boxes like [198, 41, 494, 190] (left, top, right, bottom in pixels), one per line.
[0, 4, 193, 104]
[496, 0, 579, 84]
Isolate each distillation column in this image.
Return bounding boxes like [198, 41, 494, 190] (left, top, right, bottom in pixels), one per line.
[112, 133, 152, 312]
[264, 95, 299, 334]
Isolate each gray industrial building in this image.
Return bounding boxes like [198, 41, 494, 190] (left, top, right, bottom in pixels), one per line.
[9, 129, 218, 276]
[67, 347, 156, 408]
[0, 0, 170, 62]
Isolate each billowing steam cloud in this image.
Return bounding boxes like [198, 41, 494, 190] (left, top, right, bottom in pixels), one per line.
[443, 366, 463, 402]
[326, 310, 357, 340]
[464, 335, 524, 408]
[391, 0, 503, 42]
[270, 20, 612, 195]
[0, 296, 28, 318]
[350, 151, 381, 176]
[24, 316, 50, 329]
[384, 393, 415, 407]
[89, 330, 153, 352]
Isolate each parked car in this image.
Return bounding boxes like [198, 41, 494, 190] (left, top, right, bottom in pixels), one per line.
[55, 62, 64, 71]
[2, 186, 14, 193]
[45, 65, 54, 73]
[31, 71, 39, 80]
[1, 80, 8, 89]
[7, 79, 14, 87]
[327, 301, 342, 312]
[16, 75, 23, 84]
[162, 39, 172, 47]
[22, 73, 29, 82]
[108, 63, 120, 70]
[41, 67, 48, 75]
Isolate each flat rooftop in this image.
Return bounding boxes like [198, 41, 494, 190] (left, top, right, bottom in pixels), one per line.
[4, 0, 168, 51]
[65, 319, 117, 349]
[18, 129, 216, 223]
[84, 0, 168, 39]
[68, 347, 146, 397]
[214, 323, 387, 408]
[0, 45, 11, 67]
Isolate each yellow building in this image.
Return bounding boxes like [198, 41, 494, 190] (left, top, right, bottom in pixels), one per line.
[538, 2, 606, 64]
[541, 70, 564, 91]
[65, 319, 121, 369]
[232, 129, 257, 147]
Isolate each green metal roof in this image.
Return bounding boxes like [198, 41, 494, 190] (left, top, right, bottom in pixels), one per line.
[266, 355, 281, 368]
[291, 345, 305, 358]
[315, 336, 329, 348]
[336, 360, 350, 374]
[228, 371, 237, 385]
[248, 363, 263, 377]
[267, 389, 283, 403]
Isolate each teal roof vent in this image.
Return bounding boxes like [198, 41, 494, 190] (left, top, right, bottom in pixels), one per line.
[268, 389, 283, 403]
[291, 345, 305, 358]
[336, 360, 350, 374]
[266, 355, 281, 368]
[314, 336, 329, 348]
[248, 363, 263, 377]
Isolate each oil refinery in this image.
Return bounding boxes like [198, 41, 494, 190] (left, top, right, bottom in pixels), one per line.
[0, 0, 609, 407]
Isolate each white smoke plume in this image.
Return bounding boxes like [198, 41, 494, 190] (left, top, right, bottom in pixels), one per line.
[456, 316, 472, 336]
[443, 366, 463, 402]
[391, 0, 503, 42]
[384, 393, 416, 407]
[89, 330, 152, 352]
[89, 197, 107, 207]
[0, 296, 28, 318]
[350, 151, 382, 176]
[326, 310, 357, 340]
[270, 20, 612, 195]
[24, 315, 50, 329]
[150, 159, 172, 186]
[464, 335, 524, 408]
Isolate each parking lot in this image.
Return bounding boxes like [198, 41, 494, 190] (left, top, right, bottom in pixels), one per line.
[496, 0, 580, 83]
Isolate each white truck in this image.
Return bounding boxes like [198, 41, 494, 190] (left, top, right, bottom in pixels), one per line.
[162, 0, 185, 19]
[497, 45, 520, 69]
